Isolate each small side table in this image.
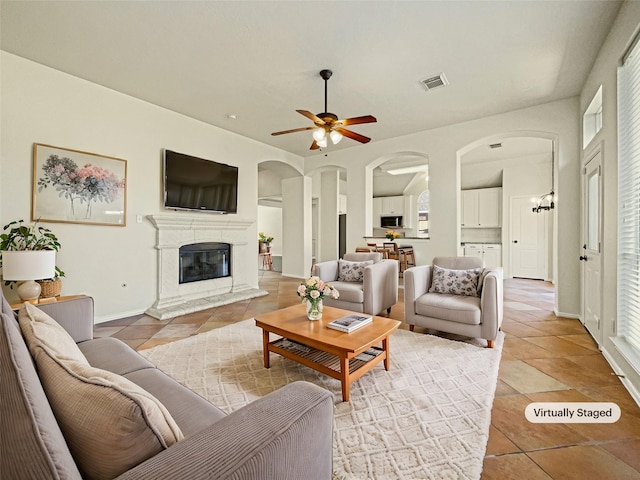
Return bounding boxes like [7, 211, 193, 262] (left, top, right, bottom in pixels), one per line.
[259, 252, 273, 270]
[11, 295, 86, 311]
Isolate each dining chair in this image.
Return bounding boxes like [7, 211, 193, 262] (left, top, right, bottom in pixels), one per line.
[383, 243, 408, 273]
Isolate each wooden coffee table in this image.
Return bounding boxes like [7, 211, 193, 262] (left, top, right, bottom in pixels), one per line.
[255, 304, 401, 402]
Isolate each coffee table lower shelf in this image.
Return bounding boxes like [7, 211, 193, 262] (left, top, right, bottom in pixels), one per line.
[268, 338, 385, 401]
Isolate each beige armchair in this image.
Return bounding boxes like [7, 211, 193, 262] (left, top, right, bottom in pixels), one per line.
[312, 252, 399, 316]
[404, 256, 503, 348]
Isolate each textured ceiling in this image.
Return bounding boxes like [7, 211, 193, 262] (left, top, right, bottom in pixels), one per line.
[0, 1, 622, 158]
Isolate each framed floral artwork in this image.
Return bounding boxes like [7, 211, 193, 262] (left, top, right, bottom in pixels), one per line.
[32, 143, 127, 226]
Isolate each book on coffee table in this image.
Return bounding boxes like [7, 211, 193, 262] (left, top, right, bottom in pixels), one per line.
[327, 314, 372, 333]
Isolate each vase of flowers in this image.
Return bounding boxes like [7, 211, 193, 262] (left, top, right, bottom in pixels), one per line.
[297, 276, 339, 320]
[385, 230, 400, 241]
[258, 232, 274, 253]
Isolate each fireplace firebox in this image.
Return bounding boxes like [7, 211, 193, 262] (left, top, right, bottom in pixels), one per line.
[179, 242, 230, 284]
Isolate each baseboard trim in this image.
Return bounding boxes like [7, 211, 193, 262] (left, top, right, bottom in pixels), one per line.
[601, 346, 640, 409]
[95, 308, 147, 324]
[554, 309, 581, 320]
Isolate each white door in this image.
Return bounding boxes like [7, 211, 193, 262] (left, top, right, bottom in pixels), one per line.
[582, 149, 603, 343]
[510, 196, 548, 279]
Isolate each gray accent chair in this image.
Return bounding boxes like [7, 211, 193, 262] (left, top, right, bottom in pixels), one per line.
[1, 292, 334, 479]
[312, 252, 399, 316]
[404, 256, 503, 348]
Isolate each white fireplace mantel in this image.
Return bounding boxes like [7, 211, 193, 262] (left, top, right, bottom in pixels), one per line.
[145, 213, 267, 320]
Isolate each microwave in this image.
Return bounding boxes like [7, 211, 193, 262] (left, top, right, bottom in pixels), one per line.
[381, 215, 403, 228]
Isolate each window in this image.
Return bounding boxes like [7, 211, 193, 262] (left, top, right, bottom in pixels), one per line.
[617, 34, 640, 363]
[583, 85, 603, 149]
[417, 190, 429, 237]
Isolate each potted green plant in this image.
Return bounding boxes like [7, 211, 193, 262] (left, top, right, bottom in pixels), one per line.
[0, 220, 65, 297]
[258, 232, 274, 253]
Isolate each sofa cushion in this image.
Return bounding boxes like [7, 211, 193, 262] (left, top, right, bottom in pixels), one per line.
[416, 293, 481, 325]
[428, 265, 482, 297]
[1, 300, 82, 480]
[79, 337, 155, 375]
[125, 368, 227, 437]
[27, 344, 184, 480]
[337, 259, 373, 282]
[19, 302, 88, 364]
[328, 281, 365, 303]
[18, 304, 184, 480]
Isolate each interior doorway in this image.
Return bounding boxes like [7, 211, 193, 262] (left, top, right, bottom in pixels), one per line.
[339, 214, 346, 259]
[510, 195, 549, 280]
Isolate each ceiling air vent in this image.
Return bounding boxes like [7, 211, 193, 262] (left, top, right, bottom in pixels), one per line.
[420, 72, 449, 91]
[489, 143, 502, 149]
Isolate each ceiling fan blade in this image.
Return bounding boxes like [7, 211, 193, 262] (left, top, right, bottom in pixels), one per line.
[336, 128, 371, 144]
[336, 115, 377, 126]
[310, 140, 320, 150]
[271, 126, 314, 136]
[297, 109, 325, 125]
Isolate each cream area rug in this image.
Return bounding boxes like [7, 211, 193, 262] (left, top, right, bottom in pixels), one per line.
[140, 319, 504, 480]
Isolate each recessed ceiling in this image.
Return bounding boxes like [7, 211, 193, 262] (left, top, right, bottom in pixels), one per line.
[0, 1, 622, 157]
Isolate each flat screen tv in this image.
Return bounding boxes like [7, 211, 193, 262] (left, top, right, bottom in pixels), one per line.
[163, 149, 238, 214]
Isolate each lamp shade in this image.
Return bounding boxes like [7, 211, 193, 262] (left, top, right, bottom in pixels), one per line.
[1, 250, 56, 281]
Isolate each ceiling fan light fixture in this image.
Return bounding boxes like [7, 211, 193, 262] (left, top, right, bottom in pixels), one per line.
[329, 130, 343, 144]
[312, 127, 326, 141]
[271, 69, 376, 150]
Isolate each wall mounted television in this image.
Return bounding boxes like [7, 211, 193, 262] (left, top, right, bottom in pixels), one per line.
[163, 149, 238, 214]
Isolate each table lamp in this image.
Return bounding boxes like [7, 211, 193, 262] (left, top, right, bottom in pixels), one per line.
[1, 250, 56, 303]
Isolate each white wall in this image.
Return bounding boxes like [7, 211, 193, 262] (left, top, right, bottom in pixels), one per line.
[257, 205, 282, 255]
[579, 1, 640, 399]
[305, 98, 581, 316]
[0, 52, 303, 321]
[281, 176, 312, 277]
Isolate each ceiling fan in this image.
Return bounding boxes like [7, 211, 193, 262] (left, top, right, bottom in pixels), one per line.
[271, 69, 377, 150]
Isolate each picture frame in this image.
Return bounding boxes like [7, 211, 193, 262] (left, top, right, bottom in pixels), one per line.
[32, 143, 127, 226]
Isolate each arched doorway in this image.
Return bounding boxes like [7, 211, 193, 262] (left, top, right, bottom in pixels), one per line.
[457, 132, 557, 282]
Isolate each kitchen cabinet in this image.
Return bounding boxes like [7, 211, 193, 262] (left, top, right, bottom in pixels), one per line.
[380, 196, 404, 215]
[403, 195, 415, 228]
[464, 243, 502, 268]
[461, 188, 502, 228]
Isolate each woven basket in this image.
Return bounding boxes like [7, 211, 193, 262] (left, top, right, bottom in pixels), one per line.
[37, 279, 62, 298]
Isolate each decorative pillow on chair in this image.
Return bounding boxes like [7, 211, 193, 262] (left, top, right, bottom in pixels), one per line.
[429, 265, 482, 297]
[338, 259, 374, 282]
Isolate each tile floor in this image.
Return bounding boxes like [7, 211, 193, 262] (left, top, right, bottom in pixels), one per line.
[95, 272, 640, 479]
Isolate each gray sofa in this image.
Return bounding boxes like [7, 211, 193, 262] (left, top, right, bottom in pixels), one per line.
[1, 293, 334, 479]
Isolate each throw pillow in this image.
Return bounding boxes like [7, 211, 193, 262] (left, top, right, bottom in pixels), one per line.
[19, 302, 88, 364]
[338, 259, 374, 282]
[429, 265, 482, 297]
[29, 344, 184, 480]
